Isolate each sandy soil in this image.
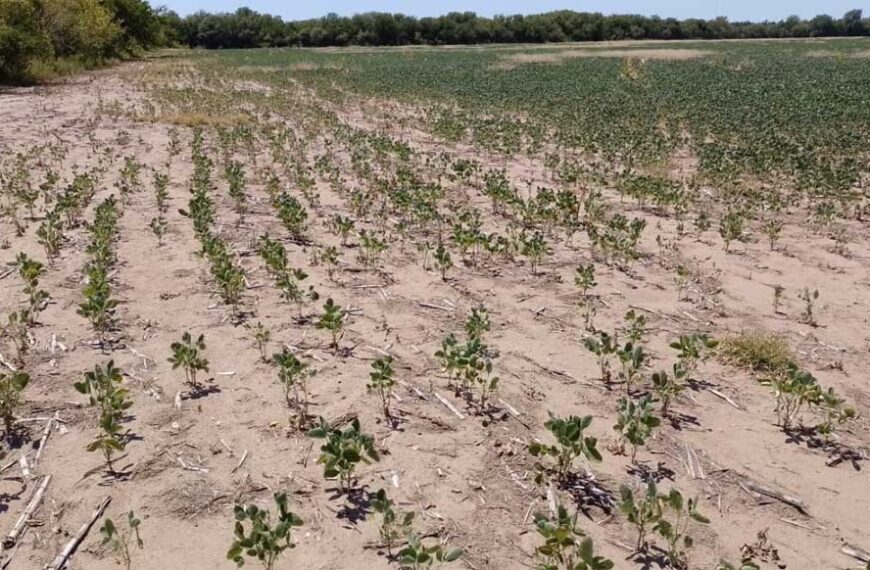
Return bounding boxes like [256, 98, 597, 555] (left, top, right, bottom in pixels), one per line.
[0, 60, 869, 570]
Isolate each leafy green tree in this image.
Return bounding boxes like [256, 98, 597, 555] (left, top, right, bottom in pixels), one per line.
[0, 0, 51, 80]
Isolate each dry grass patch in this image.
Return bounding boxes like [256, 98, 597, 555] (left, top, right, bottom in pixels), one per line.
[806, 49, 870, 59]
[718, 330, 796, 376]
[495, 48, 709, 69]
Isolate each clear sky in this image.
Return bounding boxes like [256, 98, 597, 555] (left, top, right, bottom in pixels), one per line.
[161, 1, 867, 22]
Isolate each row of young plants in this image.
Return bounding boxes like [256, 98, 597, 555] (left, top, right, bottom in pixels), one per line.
[182, 129, 247, 321]
[51, 64, 866, 570]
[77, 196, 123, 346]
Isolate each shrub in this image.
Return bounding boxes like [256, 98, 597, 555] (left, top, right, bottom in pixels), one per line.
[0, 0, 51, 81]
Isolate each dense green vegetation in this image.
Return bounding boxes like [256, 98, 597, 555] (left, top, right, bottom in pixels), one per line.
[175, 9, 870, 48]
[207, 39, 870, 198]
[0, 0, 168, 82]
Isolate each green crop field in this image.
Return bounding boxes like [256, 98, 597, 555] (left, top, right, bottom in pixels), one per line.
[200, 39, 870, 196]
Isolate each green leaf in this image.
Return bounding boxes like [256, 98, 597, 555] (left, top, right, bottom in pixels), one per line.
[443, 548, 463, 562]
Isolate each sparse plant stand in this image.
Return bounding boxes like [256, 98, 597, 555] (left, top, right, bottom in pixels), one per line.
[169, 332, 210, 391]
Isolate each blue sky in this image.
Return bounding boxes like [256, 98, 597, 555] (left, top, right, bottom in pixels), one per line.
[161, 1, 867, 21]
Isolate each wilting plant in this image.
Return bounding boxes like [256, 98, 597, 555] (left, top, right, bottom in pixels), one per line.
[100, 510, 144, 570]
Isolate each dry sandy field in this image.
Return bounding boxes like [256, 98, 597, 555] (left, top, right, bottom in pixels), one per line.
[1, 42, 869, 570]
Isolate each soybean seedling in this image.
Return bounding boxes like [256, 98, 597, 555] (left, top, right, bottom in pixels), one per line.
[0, 371, 29, 438]
[74, 361, 131, 473]
[521, 230, 551, 275]
[656, 487, 710, 569]
[168, 332, 210, 390]
[227, 493, 303, 570]
[772, 366, 821, 430]
[319, 246, 341, 280]
[433, 241, 453, 281]
[763, 219, 783, 251]
[816, 388, 856, 443]
[307, 417, 379, 493]
[719, 210, 744, 252]
[529, 413, 602, 484]
[623, 310, 647, 343]
[14, 252, 49, 324]
[533, 506, 614, 570]
[100, 510, 144, 570]
[273, 192, 308, 240]
[772, 284, 785, 315]
[398, 532, 463, 570]
[669, 334, 718, 381]
[584, 332, 618, 382]
[246, 321, 271, 363]
[574, 263, 597, 331]
[651, 366, 687, 416]
[614, 397, 660, 462]
[371, 488, 414, 557]
[464, 306, 491, 341]
[330, 214, 355, 246]
[317, 298, 346, 352]
[367, 356, 396, 424]
[4, 310, 30, 366]
[619, 482, 662, 552]
[36, 210, 63, 262]
[149, 217, 167, 246]
[798, 287, 819, 326]
[272, 348, 313, 424]
[616, 342, 646, 395]
[358, 229, 388, 269]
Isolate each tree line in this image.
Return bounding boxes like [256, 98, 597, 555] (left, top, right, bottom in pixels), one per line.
[2, 4, 868, 82]
[0, 0, 170, 82]
[174, 8, 869, 49]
